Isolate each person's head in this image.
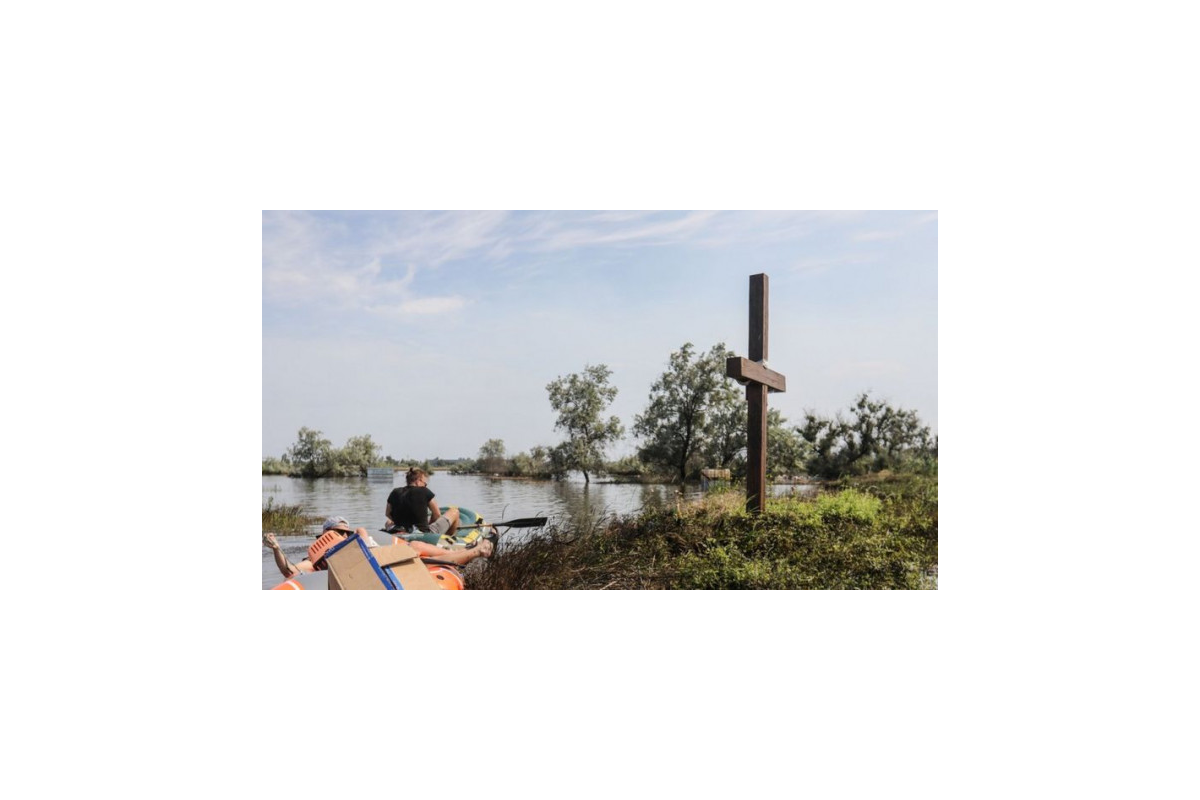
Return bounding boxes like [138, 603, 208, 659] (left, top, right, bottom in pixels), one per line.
[405, 468, 428, 486]
[322, 516, 354, 534]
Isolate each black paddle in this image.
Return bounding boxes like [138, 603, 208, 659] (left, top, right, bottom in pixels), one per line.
[458, 517, 548, 530]
[379, 516, 548, 534]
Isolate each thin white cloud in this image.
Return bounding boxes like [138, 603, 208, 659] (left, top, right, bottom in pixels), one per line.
[739, 208, 864, 224]
[264, 209, 930, 315]
[374, 211, 511, 267]
[855, 230, 902, 242]
[501, 210, 792, 254]
[364, 292, 466, 318]
[791, 254, 877, 275]
[264, 212, 489, 311]
[586, 211, 666, 223]
[492, 211, 698, 254]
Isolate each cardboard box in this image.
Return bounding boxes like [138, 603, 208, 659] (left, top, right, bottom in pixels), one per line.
[374, 542, 443, 590]
[325, 535, 441, 590]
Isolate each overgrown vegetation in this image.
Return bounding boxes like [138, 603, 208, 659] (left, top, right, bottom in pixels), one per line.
[602, 454, 651, 481]
[469, 471, 937, 589]
[799, 393, 937, 479]
[262, 457, 289, 475]
[451, 440, 559, 479]
[448, 445, 658, 482]
[262, 497, 320, 534]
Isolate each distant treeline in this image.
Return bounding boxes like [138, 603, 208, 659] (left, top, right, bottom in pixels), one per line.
[260, 428, 472, 478]
[447, 441, 647, 482]
[263, 341, 937, 483]
[453, 343, 935, 483]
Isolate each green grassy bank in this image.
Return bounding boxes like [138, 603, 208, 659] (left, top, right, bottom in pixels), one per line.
[470, 471, 938, 590]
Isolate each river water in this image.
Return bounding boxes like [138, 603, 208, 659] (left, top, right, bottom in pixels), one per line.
[261, 472, 815, 588]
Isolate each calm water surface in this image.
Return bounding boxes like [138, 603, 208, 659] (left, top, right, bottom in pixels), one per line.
[261, 472, 814, 588]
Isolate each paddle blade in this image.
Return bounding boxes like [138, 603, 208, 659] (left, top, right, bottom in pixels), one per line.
[499, 517, 549, 528]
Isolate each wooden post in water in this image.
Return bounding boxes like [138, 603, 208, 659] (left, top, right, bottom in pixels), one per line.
[726, 274, 787, 513]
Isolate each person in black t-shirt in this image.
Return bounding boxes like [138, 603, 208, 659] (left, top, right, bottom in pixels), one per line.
[385, 467, 461, 538]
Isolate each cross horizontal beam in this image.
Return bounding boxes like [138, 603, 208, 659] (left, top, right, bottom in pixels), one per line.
[726, 357, 787, 393]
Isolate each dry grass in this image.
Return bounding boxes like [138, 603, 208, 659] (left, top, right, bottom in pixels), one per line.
[262, 497, 320, 535]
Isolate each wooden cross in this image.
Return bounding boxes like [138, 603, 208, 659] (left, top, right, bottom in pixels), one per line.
[726, 273, 787, 513]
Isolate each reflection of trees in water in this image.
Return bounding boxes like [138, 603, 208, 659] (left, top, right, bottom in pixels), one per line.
[637, 485, 669, 512]
[552, 481, 677, 527]
[299, 476, 376, 498]
[553, 482, 609, 528]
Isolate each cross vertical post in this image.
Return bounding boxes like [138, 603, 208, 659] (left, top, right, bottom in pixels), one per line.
[747, 274, 768, 513]
[726, 273, 787, 514]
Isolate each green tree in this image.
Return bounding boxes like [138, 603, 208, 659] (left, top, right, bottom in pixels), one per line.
[548, 443, 572, 480]
[633, 343, 732, 483]
[766, 412, 807, 480]
[546, 364, 625, 484]
[478, 439, 507, 474]
[335, 434, 381, 477]
[799, 414, 839, 478]
[286, 427, 335, 478]
[604, 454, 645, 477]
[799, 392, 934, 478]
[704, 387, 807, 481]
[702, 380, 746, 471]
[511, 445, 553, 478]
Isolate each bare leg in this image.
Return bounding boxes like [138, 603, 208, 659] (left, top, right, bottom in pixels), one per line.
[407, 537, 491, 565]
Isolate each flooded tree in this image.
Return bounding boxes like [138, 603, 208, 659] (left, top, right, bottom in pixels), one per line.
[633, 343, 732, 483]
[336, 434, 381, 476]
[546, 364, 625, 484]
[286, 427, 335, 478]
[478, 439, 507, 474]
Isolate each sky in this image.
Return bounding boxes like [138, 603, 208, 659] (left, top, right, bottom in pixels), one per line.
[262, 210, 937, 461]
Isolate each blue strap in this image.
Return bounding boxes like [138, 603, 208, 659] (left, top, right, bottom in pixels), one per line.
[383, 565, 404, 589]
[356, 537, 394, 589]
